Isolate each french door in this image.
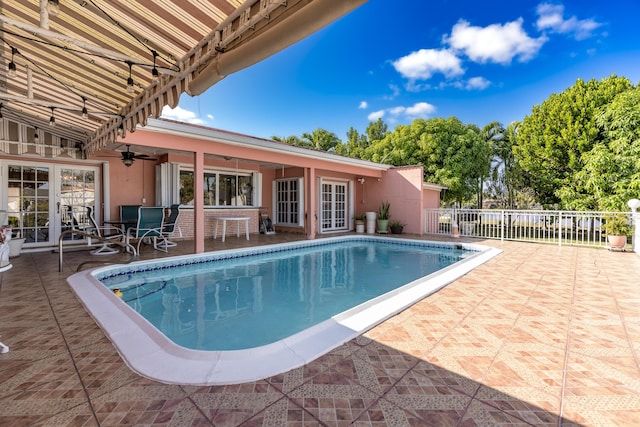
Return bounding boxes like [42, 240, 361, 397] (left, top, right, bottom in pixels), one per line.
[2, 161, 100, 248]
[320, 181, 347, 232]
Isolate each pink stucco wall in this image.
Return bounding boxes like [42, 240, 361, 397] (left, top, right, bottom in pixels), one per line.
[94, 127, 443, 240]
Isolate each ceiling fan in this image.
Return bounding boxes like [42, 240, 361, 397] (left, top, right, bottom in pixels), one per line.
[101, 144, 158, 167]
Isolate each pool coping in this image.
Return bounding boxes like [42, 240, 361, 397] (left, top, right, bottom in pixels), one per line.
[67, 236, 501, 385]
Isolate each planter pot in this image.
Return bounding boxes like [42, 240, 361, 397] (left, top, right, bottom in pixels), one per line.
[390, 225, 404, 234]
[365, 212, 376, 234]
[607, 235, 627, 250]
[9, 238, 25, 257]
[355, 221, 365, 233]
[377, 219, 389, 234]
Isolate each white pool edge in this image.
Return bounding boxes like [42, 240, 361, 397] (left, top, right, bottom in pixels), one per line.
[67, 237, 501, 385]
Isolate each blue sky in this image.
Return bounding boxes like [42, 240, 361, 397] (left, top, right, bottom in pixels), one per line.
[163, 0, 640, 141]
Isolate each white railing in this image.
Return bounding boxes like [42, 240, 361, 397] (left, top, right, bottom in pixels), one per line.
[423, 208, 632, 248]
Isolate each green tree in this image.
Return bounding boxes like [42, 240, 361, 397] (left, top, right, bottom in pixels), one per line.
[514, 74, 633, 207]
[366, 117, 489, 206]
[562, 86, 640, 210]
[485, 121, 527, 208]
[335, 127, 369, 158]
[300, 128, 341, 151]
[271, 135, 303, 146]
[365, 118, 389, 144]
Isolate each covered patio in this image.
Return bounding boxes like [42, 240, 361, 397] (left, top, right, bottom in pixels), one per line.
[0, 0, 371, 253]
[1, 236, 639, 425]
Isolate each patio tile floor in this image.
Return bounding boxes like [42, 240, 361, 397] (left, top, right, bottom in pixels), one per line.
[0, 234, 639, 426]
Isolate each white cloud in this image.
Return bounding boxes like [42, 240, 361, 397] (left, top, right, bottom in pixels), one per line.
[465, 76, 491, 90]
[392, 48, 464, 80]
[445, 19, 547, 64]
[384, 84, 402, 100]
[404, 102, 437, 117]
[388, 106, 406, 116]
[358, 101, 368, 109]
[370, 102, 436, 122]
[536, 3, 602, 40]
[207, 114, 215, 120]
[161, 106, 204, 124]
[367, 110, 385, 121]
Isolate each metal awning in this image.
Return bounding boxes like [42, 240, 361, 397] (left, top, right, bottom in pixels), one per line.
[0, 0, 366, 156]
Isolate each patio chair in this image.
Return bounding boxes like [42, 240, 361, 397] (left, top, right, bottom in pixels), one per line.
[120, 205, 141, 232]
[125, 207, 165, 255]
[157, 204, 182, 251]
[86, 206, 125, 255]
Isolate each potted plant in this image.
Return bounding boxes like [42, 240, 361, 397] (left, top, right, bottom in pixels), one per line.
[602, 214, 631, 250]
[354, 213, 366, 233]
[389, 220, 405, 234]
[377, 201, 390, 234]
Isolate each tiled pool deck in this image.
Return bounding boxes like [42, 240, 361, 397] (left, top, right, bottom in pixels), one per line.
[0, 234, 639, 426]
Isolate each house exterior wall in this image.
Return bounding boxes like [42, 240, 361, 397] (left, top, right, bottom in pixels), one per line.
[99, 126, 442, 241]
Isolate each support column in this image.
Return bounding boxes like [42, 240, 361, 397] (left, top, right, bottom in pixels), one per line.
[193, 150, 205, 253]
[308, 167, 316, 239]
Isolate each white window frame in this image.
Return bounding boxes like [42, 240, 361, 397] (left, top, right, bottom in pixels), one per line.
[273, 177, 304, 227]
[158, 163, 261, 208]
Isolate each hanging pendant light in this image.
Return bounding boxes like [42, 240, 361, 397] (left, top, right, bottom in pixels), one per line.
[49, 107, 56, 127]
[8, 47, 17, 77]
[81, 97, 88, 119]
[126, 61, 134, 93]
[151, 51, 159, 80]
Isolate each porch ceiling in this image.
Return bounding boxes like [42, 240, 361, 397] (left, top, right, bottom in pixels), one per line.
[0, 0, 366, 156]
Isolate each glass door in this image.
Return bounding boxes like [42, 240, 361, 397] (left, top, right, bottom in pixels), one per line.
[57, 167, 97, 242]
[3, 162, 99, 247]
[320, 181, 347, 232]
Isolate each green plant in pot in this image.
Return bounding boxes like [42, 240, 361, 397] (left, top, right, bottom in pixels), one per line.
[602, 214, 631, 250]
[389, 220, 405, 234]
[377, 201, 390, 233]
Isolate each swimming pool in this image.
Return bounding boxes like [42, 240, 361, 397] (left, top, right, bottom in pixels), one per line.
[68, 236, 500, 385]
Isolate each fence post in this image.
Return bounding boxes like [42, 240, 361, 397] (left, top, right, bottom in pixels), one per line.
[628, 199, 640, 253]
[558, 212, 563, 246]
[500, 210, 505, 241]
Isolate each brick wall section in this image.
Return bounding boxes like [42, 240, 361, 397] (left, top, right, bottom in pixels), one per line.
[171, 209, 260, 239]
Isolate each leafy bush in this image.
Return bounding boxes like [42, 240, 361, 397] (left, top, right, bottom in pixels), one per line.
[602, 214, 631, 236]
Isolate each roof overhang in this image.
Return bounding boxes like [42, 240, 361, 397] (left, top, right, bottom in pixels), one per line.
[140, 118, 392, 171]
[0, 0, 367, 156]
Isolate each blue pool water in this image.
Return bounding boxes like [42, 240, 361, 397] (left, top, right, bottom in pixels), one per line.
[98, 239, 472, 351]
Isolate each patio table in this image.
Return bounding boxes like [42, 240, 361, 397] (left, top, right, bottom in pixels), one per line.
[212, 216, 250, 243]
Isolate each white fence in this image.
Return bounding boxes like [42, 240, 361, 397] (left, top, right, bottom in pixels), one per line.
[423, 208, 633, 248]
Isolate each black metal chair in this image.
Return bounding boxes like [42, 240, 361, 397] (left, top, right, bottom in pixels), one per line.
[86, 207, 125, 255]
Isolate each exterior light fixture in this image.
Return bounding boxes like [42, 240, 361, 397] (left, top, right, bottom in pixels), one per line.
[151, 51, 159, 80]
[81, 97, 88, 118]
[0, 103, 3, 119]
[122, 157, 134, 167]
[33, 127, 39, 142]
[126, 61, 134, 93]
[628, 199, 640, 212]
[48, 0, 60, 17]
[8, 47, 17, 77]
[49, 107, 56, 127]
[118, 119, 126, 138]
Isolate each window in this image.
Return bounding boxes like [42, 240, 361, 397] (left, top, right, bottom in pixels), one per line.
[179, 169, 256, 207]
[274, 178, 303, 226]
